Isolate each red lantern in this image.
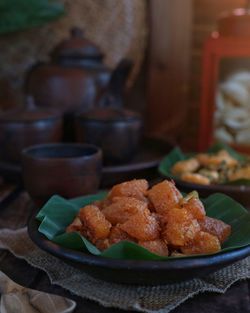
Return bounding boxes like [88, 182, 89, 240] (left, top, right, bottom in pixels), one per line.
[199, 3, 250, 154]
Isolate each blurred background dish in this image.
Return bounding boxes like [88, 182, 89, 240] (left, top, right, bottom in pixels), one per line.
[159, 145, 250, 208]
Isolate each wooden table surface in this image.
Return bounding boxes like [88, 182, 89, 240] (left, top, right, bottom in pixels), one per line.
[0, 187, 249, 313]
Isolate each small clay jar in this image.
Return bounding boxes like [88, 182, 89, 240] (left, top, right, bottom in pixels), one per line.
[74, 107, 143, 164]
[0, 96, 63, 163]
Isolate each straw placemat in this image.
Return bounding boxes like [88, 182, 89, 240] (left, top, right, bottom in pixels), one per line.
[0, 227, 249, 313]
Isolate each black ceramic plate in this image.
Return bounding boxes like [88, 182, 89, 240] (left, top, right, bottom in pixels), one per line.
[27, 210, 250, 285]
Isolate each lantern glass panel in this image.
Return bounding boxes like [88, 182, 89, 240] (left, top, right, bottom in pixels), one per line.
[214, 57, 250, 147]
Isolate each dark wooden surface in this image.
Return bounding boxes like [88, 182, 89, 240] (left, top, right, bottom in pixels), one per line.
[0, 188, 249, 313]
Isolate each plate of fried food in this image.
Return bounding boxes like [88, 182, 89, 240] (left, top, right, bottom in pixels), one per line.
[28, 178, 250, 285]
[159, 143, 250, 207]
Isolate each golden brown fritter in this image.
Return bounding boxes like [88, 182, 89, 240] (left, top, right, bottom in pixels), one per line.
[120, 211, 160, 241]
[95, 238, 110, 251]
[147, 180, 182, 214]
[66, 217, 82, 233]
[109, 225, 135, 245]
[162, 208, 200, 246]
[102, 196, 148, 225]
[107, 179, 148, 201]
[138, 239, 169, 256]
[171, 158, 200, 175]
[92, 198, 112, 210]
[197, 150, 238, 169]
[199, 216, 231, 244]
[180, 173, 210, 185]
[66, 178, 231, 257]
[181, 197, 206, 221]
[78, 205, 111, 243]
[181, 231, 221, 255]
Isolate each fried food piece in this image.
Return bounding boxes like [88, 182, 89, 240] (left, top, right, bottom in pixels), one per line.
[197, 150, 238, 169]
[228, 165, 250, 181]
[171, 158, 200, 175]
[180, 173, 210, 185]
[138, 240, 169, 256]
[95, 238, 110, 251]
[66, 217, 82, 233]
[147, 180, 182, 214]
[102, 197, 148, 225]
[198, 169, 219, 183]
[181, 231, 221, 255]
[78, 205, 111, 243]
[120, 211, 160, 241]
[107, 179, 148, 201]
[199, 216, 231, 244]
[162, 208, 200, 246]
[181, 196, 206, 221]
[92, 198, 112, 210]
[171, 251, 185, 257]
[109, 226, 135, 244]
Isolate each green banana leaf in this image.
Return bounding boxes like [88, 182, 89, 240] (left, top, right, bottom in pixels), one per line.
[36, 192, 250, 261]
[0, 0, 65, 34]
[158, 143, 250, 186]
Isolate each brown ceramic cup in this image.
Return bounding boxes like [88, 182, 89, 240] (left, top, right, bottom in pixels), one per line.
[22, 143, 102, 206]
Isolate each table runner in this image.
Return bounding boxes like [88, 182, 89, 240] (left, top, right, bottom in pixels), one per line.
[0, 227, 249, 313]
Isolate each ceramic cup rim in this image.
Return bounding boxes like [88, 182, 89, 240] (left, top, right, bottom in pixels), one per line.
[21, 143, 102, 162]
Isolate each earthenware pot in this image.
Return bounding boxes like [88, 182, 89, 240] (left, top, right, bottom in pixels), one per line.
[75, 107, 143, 164]
[0, 96, 63, 163]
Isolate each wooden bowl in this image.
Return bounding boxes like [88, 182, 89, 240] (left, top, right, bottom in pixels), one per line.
[22, 143, 102, 206]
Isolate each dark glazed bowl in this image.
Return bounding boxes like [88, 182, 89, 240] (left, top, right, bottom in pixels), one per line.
[22, 143, 102, 206]
[28, 211, 250, 285]
[74, 107, 143, 164]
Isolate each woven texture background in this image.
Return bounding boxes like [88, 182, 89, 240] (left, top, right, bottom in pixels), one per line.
[0, 0, 147, 105]
[0, 227, 249, 313]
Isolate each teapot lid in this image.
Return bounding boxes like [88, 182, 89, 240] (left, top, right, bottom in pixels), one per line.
[0, 96, 61, 122]
[78, 107, 141, 122]
[51, 27, 104, 60]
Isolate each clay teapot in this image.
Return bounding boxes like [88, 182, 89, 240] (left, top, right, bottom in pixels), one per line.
[26, 27, 132, 114]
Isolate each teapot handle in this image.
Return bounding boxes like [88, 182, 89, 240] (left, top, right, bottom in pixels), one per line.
[97, 58, 133, 108]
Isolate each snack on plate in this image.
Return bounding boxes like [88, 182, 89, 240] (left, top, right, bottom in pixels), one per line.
[171, 149, 250, 185]
[66, 179, 231, 257]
